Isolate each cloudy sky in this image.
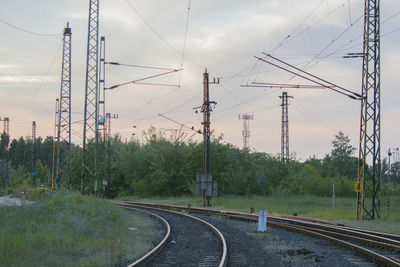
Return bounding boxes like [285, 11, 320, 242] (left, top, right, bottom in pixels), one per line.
[0, 0, 399, 160]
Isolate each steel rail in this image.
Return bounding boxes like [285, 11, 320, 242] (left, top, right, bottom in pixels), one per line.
[120, 201, 400, 266]
[122, 207, 171, 267]
[339, 226, 400, 242]
[282, 223, 400, 252]
[267, 222, 400, 266]
[117, 202, 228, 267]
[267, 216, 400, 247]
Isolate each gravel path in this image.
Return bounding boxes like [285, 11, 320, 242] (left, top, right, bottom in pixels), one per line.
[195, 214, 376, 267]
[0, 196, 33, 206]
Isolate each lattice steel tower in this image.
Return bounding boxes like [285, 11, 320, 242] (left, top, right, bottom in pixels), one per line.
[56, 23, 72, 190]
[357, 0, 381, 220]
[81, 0, 100, 194]
[280, 92, 292, 163]
[239, 114, 253, 149]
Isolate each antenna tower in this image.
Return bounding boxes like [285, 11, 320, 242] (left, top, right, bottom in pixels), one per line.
[279, 92, 293, 163]
[56, 23, 72, 190]
[81, 0, 100, 194]
[238, 114, 253, 149]
[357, 0, 381, 220]
[2, 117, 9, 136]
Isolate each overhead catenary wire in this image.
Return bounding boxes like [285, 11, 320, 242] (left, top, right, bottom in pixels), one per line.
[257, 54, 362, 100]
[178, 0, 192, 87]
[270, 0, 325, 53]
[218, 82, 279, 109]
[246, 82, 328, 89]
[106, 68, 182, 90]
[105, 61, 179, 71]
[0, 18, 61, 37]
[214, 88, 281, 115]
[14, 39, 63, 120]
[124, 0, 204, 69]
[158, 113, 201, 134]
[224, 1, 360, 86]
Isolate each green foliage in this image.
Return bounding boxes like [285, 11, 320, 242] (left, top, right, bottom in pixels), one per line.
[2, 128, 397, 199]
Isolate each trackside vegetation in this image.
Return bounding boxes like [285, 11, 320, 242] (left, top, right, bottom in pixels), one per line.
[1, 128, 398, 199]
[0, 189, 160, 266]
[0, 128, 399, 240]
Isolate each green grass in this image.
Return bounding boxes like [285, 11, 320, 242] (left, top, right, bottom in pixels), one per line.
[121, 194, 400, 235]
[0, 189, 161, 267]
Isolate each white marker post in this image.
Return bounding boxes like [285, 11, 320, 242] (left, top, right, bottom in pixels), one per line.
[257, 209, 267, 232]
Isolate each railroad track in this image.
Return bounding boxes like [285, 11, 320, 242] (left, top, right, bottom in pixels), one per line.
[118, 202, 227, 267]
[119, 201, 400, 266]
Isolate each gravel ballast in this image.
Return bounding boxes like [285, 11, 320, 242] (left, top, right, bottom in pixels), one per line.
[140, 208, 223, 267]
[195, 214, 375, 267]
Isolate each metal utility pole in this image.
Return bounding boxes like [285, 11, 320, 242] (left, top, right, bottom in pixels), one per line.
[356, 0, 381, 220]
[56, 23, 72, 190]
[279, 92, 293, 163]
[387, 148, 391, 212]
[99, 36, 107, 197]
[32, 121, 37, 186]
[104, 112, 118, 197]
[238, 114, 253, 149]
[51, 99, 59, 191]
[81, 0, 100, 195]
[1, 117, 10, 188]
[201, 69, 217, 206]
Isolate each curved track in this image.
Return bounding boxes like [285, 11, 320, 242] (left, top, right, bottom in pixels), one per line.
[119, 202, 227, 267]
[122, 207, 171, 267]
[120, 201, 400, 266]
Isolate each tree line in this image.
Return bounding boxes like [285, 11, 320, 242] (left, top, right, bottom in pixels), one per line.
[1, 129, 398, 197]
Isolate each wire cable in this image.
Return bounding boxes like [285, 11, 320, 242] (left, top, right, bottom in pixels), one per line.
[13, 39, 63, 119]
[270, 0, 325, 53]
[105, 61, 178, 71]
[0, 18, 61, 37]
[124, 0, 204, 69]
[291, 99, 336, 132]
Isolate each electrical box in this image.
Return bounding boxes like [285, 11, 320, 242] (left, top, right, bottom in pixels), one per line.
[196, 173, 217, 197]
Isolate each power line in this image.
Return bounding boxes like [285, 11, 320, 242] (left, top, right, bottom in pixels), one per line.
[158, 113, 201, 134]
[105, 61, 178, 71]
[180, 0, 191, 67]
[215, 88, 281, 115]
[382, 9, 400, 24]
[124, 0, 204, 69]
[0, 18, 61, 37]
[291, 99, 336, 132]
[257, 54, 362, 100]
[14, 39, 63, 119]
[270, 0, 325, 53]
[106, 69, 182, 90]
